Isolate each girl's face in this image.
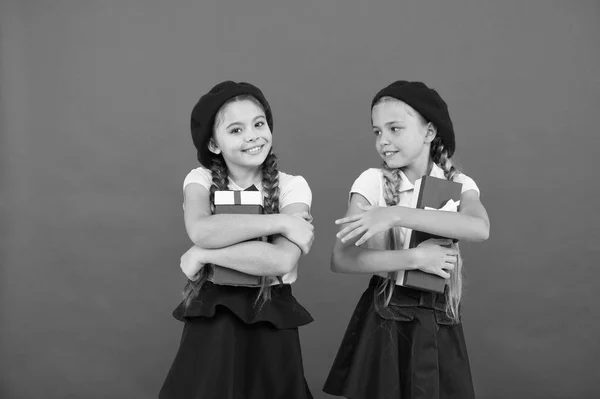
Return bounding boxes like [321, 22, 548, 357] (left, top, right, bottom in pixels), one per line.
[371, 99, 434, 169]
[209, 99, 272, 170]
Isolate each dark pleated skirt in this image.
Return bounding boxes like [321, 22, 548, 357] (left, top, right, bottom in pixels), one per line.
[323, 276, 475, 399]
[159, 281, 314, 399]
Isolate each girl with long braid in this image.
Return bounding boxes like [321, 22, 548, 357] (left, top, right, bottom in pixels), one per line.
[160, 81, 315, 399]
[323, 81, 490, 399]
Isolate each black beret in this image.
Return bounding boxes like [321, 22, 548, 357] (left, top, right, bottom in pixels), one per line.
[371, 81, 455, 157]
[190, 81, 273, 168]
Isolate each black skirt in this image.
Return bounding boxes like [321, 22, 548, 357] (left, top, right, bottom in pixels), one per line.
[159, 282, 314, 399]
[323, 276, 475, 399]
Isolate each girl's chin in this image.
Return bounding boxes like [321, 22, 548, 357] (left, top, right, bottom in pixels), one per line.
[381, 158, 406, 169]
[237, 154, 269, 167]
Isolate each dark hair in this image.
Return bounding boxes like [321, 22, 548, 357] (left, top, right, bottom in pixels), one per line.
[183, 95, 280, 310]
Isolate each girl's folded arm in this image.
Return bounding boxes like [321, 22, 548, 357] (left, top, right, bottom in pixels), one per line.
[193, 203, 313, 276]
[389, 189, 490, 242]
[331, 193, 420, 274]
[184, 183, 289, 248]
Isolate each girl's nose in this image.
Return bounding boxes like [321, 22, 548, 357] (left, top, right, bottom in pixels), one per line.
[379, 134, 390, 146]
[245, 129, 259, 142]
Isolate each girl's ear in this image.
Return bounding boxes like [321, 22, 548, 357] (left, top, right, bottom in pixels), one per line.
[424, 122, 437, 144]
[208, 138, 221, 155]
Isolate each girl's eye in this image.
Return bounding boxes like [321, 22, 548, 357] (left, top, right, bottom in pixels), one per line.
[255, 121, 265, 128]
[373, 130, 381, 136]
[230, 127, 242, 134]
[391, 127, 403, 133]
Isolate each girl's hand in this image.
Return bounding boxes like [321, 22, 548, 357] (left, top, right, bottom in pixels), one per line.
[335, 203, 395, 246]
[281, 214, 315, 255]
[414, 238, 458, 279]
[180, 246, 207, 281]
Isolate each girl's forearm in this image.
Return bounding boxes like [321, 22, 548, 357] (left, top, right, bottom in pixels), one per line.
[201, 240, 295, 276]
[391, 207, 489, 242]
[189, 214, 287, 249]
[331, 243, 419, 274]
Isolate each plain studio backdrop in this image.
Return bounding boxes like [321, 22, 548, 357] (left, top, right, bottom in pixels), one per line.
[1, 1, 599, 398]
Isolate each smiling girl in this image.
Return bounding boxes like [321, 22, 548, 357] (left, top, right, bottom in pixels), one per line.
[160, 81, 315, 399]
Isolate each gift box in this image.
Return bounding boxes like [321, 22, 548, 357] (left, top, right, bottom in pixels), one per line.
[211, 185, 272, 287]
[214, 189, 264, 215]
[396, 175, 463, 294]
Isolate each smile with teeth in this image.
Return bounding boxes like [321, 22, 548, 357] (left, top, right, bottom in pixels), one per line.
[243, 145, 264, 154]
[382, 150, 398, 158]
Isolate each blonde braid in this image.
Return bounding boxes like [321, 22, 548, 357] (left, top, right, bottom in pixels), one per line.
[378, 162, 404, 306]
[431, 136, 463, 322]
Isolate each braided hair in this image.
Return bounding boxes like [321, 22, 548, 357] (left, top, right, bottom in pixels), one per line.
[375, 97, 464, 322]
[182, 95, 281, 309]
